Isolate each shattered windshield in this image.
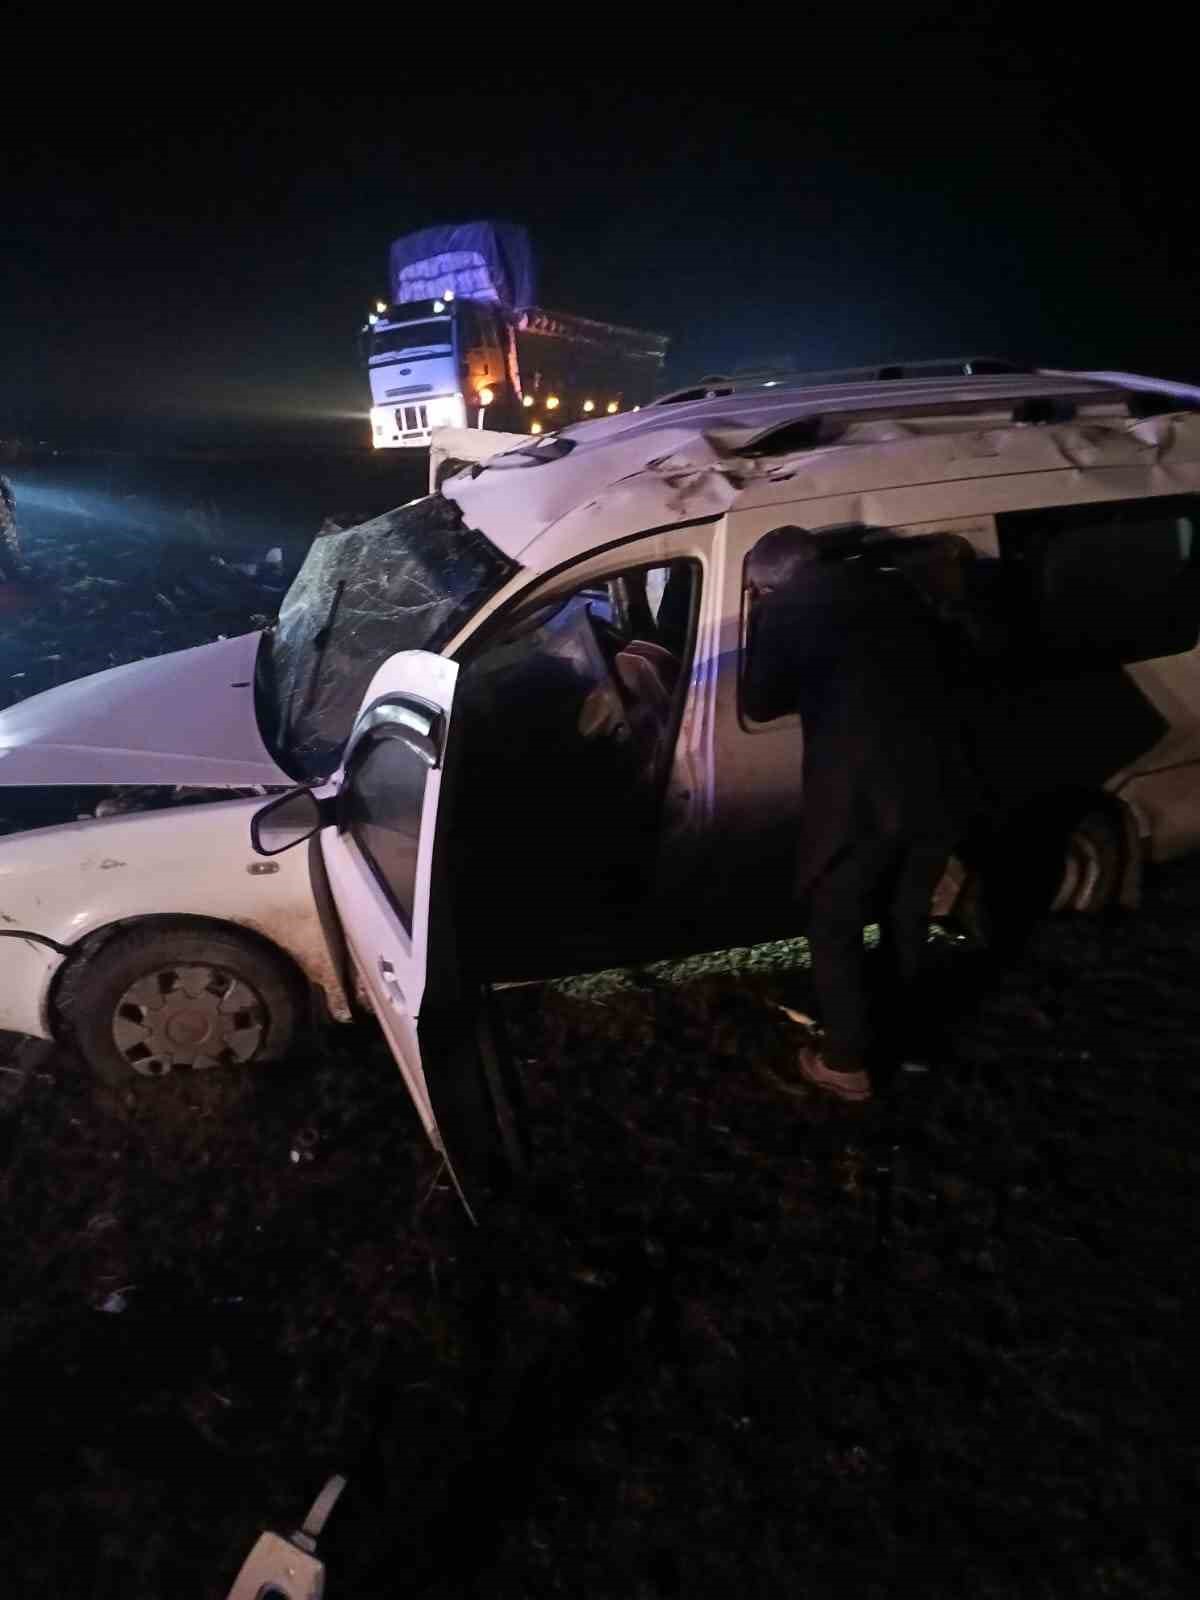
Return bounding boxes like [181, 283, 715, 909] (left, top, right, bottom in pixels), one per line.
[259, 493, 517, 780]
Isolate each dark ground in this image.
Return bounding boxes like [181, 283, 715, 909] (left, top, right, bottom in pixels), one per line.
[1, 465, 1197, 1597]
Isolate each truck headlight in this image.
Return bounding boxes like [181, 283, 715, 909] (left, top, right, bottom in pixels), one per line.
[425, 394, 467, 429]
[369, 406, 395, 447]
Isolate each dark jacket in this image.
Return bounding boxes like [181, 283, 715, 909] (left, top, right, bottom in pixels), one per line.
[743, 557, 973, 887]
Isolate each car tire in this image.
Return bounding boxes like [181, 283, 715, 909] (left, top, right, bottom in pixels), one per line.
[57, 922, 304, 1090]
[951, 802, 1127, 946]
[1050, 809, 1124, 914]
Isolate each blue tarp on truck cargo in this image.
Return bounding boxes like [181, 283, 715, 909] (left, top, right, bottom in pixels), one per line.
[389, 221, 537, 311]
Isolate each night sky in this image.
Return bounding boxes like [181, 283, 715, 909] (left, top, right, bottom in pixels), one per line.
[4, 42, 1197, 451]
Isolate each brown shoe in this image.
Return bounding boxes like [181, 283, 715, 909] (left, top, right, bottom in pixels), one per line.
[796, 1046, 873, 1103]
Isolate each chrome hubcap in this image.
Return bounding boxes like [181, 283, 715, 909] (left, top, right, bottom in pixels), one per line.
[112, 964, 266, 1077]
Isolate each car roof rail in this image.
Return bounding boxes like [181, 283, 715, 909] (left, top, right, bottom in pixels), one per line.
[649, 374, 740, 405]
[1041, 368, 1200, 417]
[646, 364, 1200, 446]
[650, 357, 1032, 408]
[732, 370, 1198, 460]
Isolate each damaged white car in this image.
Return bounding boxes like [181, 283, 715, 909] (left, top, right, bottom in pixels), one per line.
[4, 360, 1200, 1214]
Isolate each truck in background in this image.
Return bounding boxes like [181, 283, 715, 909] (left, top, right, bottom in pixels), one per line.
[363, 221, 669, 448]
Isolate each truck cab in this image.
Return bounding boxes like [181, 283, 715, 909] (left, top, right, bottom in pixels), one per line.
[366, 296, 508, 448]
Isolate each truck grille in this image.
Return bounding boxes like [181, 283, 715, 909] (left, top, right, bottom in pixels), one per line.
[395, 404, 429, 436]
[385, 383, 433, 397]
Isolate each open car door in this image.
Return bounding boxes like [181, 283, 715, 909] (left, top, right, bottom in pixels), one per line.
[272, 649, 524, 1223]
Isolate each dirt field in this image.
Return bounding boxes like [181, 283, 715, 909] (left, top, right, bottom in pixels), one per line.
[1, 467, 1197, 1597]
[1, 880, 1198, 1598]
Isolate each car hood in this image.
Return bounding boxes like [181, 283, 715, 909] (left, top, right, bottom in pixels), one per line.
[0, 631, 294, 787]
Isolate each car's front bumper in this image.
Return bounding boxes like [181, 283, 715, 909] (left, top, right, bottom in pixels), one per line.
[0, 934, 63, 1040]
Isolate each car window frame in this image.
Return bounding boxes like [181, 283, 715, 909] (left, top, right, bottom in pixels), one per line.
[445, 519, 719, 838]
[445, 515, 719, 661]
[465, 552, 703, 804]
[339, 714, 443, 936]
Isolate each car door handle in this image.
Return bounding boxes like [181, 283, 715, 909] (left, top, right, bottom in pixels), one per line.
[377, 957, 407, 1009]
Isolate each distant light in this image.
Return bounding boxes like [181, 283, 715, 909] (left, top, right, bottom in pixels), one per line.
[522, 394, 535, 408]
[375, 300, 387, 314]
[632, 405, 641, 412]
[433, 299, 445, 314]
[582, 399, 595, 413]
[545, 395, 560, 411]
[530, 420, 543, 434]
[763, 380, 778, 388]
[443, 288, 455, 301]
[478, 386, 494, 406]
[606, 401, 619, 414]
[367, 314, 379, 326]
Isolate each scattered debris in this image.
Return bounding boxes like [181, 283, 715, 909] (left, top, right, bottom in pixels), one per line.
[772, 1001, 818, 1030]
[224, 1474, 347, 1600]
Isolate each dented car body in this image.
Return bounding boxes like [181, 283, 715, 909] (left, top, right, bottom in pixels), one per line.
[4, 364, 1200, 1212]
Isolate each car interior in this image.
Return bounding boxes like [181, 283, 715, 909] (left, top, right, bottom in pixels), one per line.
[450, 559, 700, 973]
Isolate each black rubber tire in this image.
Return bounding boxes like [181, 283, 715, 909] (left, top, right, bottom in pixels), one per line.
[1053, 809, 1124, 914]
[951, 802, 1126, 946]
[57, 922, 304, 1090]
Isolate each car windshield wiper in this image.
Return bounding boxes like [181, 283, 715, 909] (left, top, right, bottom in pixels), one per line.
[292, 578, 347, 734]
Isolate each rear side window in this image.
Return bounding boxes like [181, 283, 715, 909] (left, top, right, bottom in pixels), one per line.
[1000, 495, 1200, 663]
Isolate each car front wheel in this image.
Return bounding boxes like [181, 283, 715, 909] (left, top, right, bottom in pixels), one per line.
[57, 922, 304, 1089]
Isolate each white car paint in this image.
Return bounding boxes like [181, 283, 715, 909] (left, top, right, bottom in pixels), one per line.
[3, 366, 1200, 1080]
[437, 369, 1200, 564]
[0, 630, 289, 788]
[0, 795, 350, 1039]
[318, 652, 459, 1155]
[434, 390, 1200, 879]
[2, 371, 1195, 798]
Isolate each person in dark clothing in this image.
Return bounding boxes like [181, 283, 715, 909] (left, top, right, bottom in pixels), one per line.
[743, 525, 974, 1100]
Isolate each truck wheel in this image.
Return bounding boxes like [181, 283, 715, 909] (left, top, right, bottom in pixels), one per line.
[1050, 809, 1124, 914]
[58, 923, 304, 1090]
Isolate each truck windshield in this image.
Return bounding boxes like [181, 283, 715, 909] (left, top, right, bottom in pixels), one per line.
[370, 320, 454, 358]
[257, 493, 517, 780]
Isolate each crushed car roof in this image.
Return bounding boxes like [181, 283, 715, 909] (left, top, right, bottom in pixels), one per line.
[442, 367, 1200, 566]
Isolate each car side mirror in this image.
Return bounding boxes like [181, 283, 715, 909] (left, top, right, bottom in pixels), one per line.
[251, 788, 330, 856]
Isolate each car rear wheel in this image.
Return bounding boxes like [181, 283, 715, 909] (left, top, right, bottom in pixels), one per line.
[949, 802, 1128, 945]
[1050, 809, 1125, 914]
[58, 923, 304, 1090]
